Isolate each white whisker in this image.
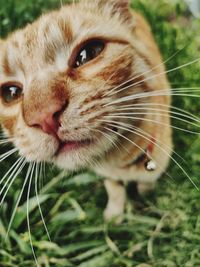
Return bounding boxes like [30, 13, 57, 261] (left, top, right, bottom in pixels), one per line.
[100, 119, 187, 165]
[0, 157, 26, 205]
[0, 148, 18, 162]
[93, 128, 118, 149]
[105, 122, 199, 190]
[107, 57, 200, 97]
[105, 89, 200, 107]
[42, 161, 46, 189]
[104, 48, 185, 97]
[118, 103, 200, 123]
[107, 111, 200, 129]
[103, 125, 174, 182]
[27, 162, 39, 266]
[0, 138, 13, 145]
[5, 162, 33, 241]
[0, 157, 23, 186]
[104, 115, 200, 135]
[35, 163, 51, 242]
[92, 128, 130, 154]
[116, 106, 200, 123]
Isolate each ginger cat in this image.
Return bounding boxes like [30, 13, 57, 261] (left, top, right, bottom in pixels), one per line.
[0, 0, 172, 220]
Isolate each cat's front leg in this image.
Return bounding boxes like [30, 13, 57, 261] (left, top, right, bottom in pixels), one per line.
[104, 179, 126, 222]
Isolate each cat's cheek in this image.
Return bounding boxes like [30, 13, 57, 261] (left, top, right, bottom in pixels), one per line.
[15, 135, 58, 162]
[0, 104, 22, 136]
[14, 127, 59, 162]
[1, 117, 17, 136]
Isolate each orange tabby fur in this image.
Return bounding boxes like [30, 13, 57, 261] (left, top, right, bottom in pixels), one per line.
[0, 0, 172, 220]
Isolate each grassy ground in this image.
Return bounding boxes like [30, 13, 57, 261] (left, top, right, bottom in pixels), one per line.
[0, 0, 200, 266]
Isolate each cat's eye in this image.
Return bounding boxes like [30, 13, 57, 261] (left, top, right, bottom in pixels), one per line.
[73, 40, 105, 68]
[1, 84, 23, 104]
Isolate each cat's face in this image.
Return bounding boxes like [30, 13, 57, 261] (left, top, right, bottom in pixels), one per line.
[0, 0, 138, 170]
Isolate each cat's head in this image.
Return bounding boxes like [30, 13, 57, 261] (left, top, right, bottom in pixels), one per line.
[0, 0, 140, 170]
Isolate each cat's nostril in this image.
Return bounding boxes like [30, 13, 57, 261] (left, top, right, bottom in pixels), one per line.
[53, 110, 62, 124]
[53, 101, 69, 125]
[32, 124, 42, 130]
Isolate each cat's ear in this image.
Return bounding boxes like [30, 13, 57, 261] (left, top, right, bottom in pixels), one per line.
[81, 0, 132, 26]
[97, 0, 132, 24]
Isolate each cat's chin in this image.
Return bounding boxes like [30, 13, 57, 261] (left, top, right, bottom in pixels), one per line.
[52, 136, 113, 171]
[53, 147, 95, 170]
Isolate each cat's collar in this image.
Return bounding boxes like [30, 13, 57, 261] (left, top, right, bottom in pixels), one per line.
[124, 136, 157, 171]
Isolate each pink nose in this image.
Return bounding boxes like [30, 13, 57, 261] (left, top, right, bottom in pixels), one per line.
[28, 103, 66, 137]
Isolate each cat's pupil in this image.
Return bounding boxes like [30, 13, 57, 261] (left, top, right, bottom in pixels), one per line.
[1, 85, 23, 104]
[74, 40, 105, 68]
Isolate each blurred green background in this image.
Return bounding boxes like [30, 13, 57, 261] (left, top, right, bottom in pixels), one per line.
[0, 0, 200, 266]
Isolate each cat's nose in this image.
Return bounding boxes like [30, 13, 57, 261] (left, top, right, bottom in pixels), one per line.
[28, 103, 66, 137]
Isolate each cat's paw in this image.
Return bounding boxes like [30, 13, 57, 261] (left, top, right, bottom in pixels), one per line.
[103, 206, 123, 224]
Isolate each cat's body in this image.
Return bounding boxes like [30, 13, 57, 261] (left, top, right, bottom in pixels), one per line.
[0, 0, 172, 220]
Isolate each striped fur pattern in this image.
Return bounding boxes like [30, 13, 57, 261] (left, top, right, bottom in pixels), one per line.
[0, 0, 172, 219]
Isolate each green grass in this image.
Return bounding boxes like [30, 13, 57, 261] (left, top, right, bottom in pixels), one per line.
[0, 0, 200, 266]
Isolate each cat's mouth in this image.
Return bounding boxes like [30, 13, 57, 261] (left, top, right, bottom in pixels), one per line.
[55, 139, 93, 156]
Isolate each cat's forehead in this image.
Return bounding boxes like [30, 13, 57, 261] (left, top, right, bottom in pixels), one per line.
[0, 3, 132, 80]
